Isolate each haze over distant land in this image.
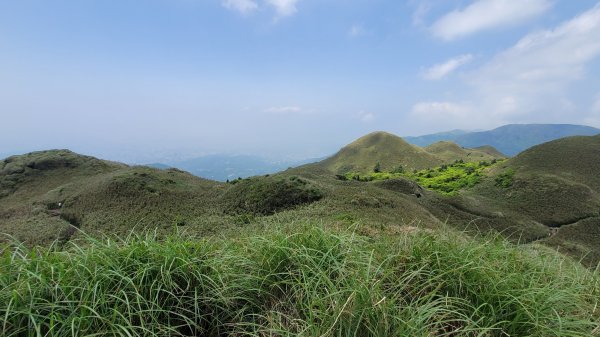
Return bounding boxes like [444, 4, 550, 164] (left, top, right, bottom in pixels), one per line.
[2, 1, 600, 160]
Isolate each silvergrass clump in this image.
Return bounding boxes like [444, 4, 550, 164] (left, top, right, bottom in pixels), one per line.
[1, 226, 598, 336]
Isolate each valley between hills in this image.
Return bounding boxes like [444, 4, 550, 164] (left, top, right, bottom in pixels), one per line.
[1, 130, 599, 336]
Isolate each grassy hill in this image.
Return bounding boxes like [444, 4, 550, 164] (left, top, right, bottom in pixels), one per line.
[319, 132, 504, 174]
[0, 150, 330, 246]
[319, 131, 443, 174]
[458, 135, 600, 266]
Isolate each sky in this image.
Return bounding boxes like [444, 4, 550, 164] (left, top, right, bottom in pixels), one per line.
[1, 0, 600, 162]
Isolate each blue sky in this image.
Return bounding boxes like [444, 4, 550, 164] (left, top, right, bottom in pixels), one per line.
[1, 0, 600, 162]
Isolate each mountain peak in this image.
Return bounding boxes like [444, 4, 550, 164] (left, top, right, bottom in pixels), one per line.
[320, 132, 442, 174]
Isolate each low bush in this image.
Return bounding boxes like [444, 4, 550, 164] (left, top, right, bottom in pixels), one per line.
[222, 176, 323, 215]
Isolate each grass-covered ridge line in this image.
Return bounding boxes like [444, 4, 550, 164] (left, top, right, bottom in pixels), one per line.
[341, 160, 503, 195]
[1, 225, 598, 336]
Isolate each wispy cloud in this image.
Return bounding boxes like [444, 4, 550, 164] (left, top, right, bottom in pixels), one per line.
[265, 106, 303, 114]
[348, 24, 366, 38]
[412, 1, 432, 26]
[422, 54, 473, 80]
[409, 101, 490, 131]
[411, 102, 472, 119]
[265, 0, 299, 17]
[431, 0, 551, 41]
[358, 111, 375, 122]
[221, 0, 258, 14]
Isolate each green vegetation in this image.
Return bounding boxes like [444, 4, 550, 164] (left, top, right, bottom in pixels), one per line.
[222, 176, 323, 215]
[494, 168, 515, 188]
[1, 225, 598, 336]
[343, 160, 501, 195]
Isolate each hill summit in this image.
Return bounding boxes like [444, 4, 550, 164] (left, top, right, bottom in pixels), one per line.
[319, 131, 443, 174]
[319, 131, 504, 174]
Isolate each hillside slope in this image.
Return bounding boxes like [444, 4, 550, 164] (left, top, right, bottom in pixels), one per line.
[458, 135, 600, 265]
[0, 150, 229, 245]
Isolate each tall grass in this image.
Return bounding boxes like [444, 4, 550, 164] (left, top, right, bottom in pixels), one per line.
[1, 225, 598, 336]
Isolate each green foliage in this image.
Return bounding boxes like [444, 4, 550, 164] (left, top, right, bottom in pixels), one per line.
[391, 165, 405, 174]
[373, 162, 381, 173]
[345, 160, 501, 195]
[222, 176, 323, 215]
[495, 168, 515, 188]
[1, 226, 597, 336]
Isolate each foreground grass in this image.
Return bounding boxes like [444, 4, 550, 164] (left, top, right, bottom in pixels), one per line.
[1, 225, 598, 336]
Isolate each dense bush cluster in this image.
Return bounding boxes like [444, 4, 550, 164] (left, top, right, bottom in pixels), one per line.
[495, 168, 516, 188]
[341, 160, 500, 195]
[222, 176, 323, 215]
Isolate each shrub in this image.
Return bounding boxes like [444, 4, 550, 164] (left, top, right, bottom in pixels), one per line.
[391, 166, 405, 174]
[373, 162, 381, 173]
[222, 176, 323, 215]
[495, 169, 515, 188]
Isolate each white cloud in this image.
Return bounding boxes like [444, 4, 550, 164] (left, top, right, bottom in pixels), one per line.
[409, 101, 501, 131]
[469, 3, 600, 119]
[422, 54, 473, 80]
[265, 106, 303, 114]
[348, 24, 366, 38]
[266, 0, 299, 17]
[222, 0, 258, 14]
[413, 3, 600, 131]
[411, 101, 472, 119]
[431, 0, 551, 41]
[358, 111, 375, 122]
[410, 101, 486, 130]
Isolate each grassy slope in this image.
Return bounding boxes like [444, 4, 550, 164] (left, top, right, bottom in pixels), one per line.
[459, 135, 600, 266]
[0, 150, 234, 245]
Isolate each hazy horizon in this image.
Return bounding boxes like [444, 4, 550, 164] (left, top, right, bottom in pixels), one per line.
[2, 1, 600, 163]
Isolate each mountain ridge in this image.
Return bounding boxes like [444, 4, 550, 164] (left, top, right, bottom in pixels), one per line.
[405, 124, 600, 156]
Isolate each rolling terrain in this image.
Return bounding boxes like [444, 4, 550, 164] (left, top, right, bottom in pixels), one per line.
[1, 133, 599, 335]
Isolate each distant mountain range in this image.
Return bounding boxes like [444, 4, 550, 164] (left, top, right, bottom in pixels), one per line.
[148, 155, 322, 181]
[404, 124, 600, 156]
